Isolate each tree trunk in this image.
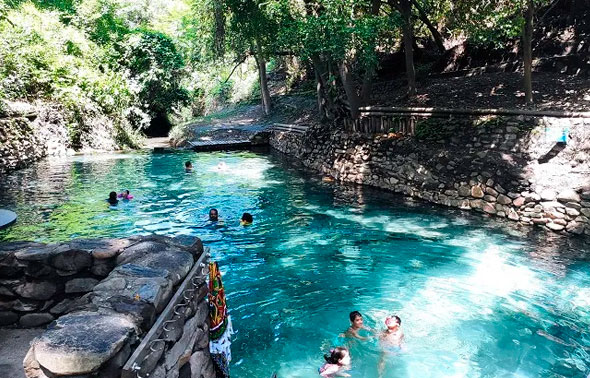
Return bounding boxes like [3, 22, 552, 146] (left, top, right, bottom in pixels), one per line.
[360, 70, 374, 104]
[311, 54, 335, 121]
[523, 0, 534, 106]
[338, 62, 361, 119]
[213, 0, 225, 57]
[254, 46, 272, 115]
[400, 0, 417, 97]
[411, 0, 445, 53]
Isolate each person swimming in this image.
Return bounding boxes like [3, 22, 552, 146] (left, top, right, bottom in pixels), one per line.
[107, 191, 118, 205]
[379, 315, 404, 349]
[240, 212, 253, 226]
[344, 311, 371, 341]
[209, 208, 219, 221]
[378, 315, 404, 377]
[118, 190, 133, 200]
[185, 161, 193, 172]
[319, 347, 351, 377]
[216, 161, 228, 171]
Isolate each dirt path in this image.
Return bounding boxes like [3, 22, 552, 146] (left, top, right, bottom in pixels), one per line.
[171, 96, 319, 147]
[0, 328, 44, 378]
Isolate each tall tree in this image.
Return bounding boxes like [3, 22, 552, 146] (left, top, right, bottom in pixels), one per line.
[523, 0, 534, 105]
[411, 0, 445, 53]
[224, 0, 278, 115]
[392, 0, 417, 97]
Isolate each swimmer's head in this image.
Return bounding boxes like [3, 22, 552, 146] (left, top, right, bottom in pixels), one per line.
[209, 208, 219, 221]
[324, 347, 350, 366]
[185, 161, 193, 170]
[122, 190, 130, 198]
[108, 191, 118, 204]
[349, 311, 363, 328]
[240, 212, 253, 226]
[385, 315, 401, 329]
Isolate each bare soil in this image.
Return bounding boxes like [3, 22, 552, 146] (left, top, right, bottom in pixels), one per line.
[370, 71, 590, 111]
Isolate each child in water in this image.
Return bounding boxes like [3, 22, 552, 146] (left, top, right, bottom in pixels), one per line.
[379, 315, 404, 350]
[185, 161, 193, 172]
[240, 212, 253, 226]
[319, 347, 351, 377]
[378, 315, 404, 377]
[344, 311, 371, 340]
[118, 190, 133, 200]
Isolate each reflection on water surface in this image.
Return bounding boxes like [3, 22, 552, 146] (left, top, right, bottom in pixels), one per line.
[1, 151, 589, 377]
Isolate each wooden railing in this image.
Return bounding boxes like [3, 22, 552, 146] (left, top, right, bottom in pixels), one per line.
[344, 106, 590, 135]
[272, 123, 309, 135]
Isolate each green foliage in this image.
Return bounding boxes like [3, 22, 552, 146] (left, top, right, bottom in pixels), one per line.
[120, 30, 189, 117]
[0, 0, 558, 147]
[210, 79, 233, 104]
[451, 0, 551, 47]
[414, 118, 454, 141]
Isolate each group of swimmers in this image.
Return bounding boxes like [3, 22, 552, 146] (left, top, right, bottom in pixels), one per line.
[106, 161, 254, 226]
[209, 208, 253, 226]
[319, 311, 404, 377]
[107, 190, 133, 205]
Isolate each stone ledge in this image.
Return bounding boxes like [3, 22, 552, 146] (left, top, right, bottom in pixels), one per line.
[0, 235, 205, 378]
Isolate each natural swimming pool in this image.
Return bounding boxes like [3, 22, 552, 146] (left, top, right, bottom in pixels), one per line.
[1, 151, 589, 377]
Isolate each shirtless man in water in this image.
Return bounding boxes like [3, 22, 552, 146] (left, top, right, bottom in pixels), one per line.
[378, 315, 404, 377]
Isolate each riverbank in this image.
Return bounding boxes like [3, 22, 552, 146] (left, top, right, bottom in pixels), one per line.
[270, 113, 590, 239]
[0, 101, 139, 175]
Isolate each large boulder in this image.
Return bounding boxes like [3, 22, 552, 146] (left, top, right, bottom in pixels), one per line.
[116, 240, 170, 266]
[92, 264, 173, 313]
[31, 312, 136, 375]
[129, 250, 194, 286]
[50, 246, 92, 273]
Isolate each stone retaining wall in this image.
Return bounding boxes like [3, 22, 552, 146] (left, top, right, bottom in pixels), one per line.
[0, 235, 215, 378]
[270, 114, 590, 238]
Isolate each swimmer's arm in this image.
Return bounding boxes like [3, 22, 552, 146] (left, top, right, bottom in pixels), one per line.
[349, 328, 368, 341]
[319, 365, 339, 377]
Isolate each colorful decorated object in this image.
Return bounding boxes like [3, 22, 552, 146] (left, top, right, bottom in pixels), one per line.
[209, 262, 233, 377]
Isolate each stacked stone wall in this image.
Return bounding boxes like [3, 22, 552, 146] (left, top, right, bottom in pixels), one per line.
[0, 239, 123, 328]
[270, 114, 590, 238]
[0, 235, 214, 378]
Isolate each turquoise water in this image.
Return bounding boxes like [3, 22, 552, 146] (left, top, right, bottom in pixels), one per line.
[1, 151, 590, 378]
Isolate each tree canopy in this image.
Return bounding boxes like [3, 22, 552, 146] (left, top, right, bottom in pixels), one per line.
[0, 0, 576, 141]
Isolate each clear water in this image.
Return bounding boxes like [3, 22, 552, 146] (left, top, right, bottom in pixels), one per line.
[1, 151, 590, 378]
